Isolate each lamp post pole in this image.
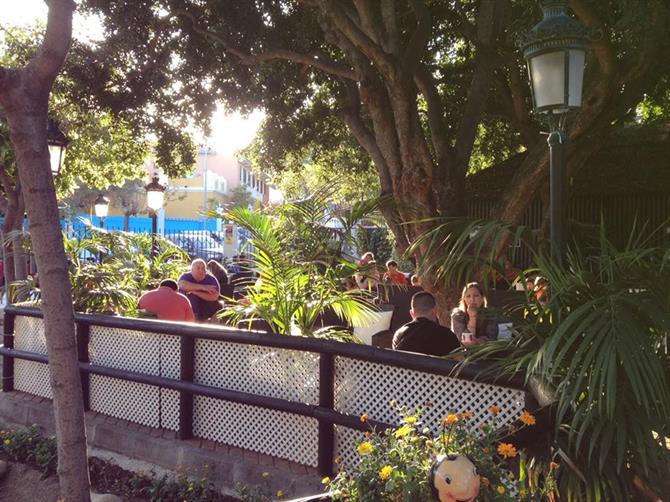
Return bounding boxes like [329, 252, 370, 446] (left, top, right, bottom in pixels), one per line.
[548, 120, 567, 262]
[151, 210, 158, 260]
[522, 0, 589, 264]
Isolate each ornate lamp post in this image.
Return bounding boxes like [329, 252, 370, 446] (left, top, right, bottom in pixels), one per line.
[145, 175, 166, 260]
[46, 119, 69, 177]
[522, 0, 589, 263]
[93, 193, 110, 229]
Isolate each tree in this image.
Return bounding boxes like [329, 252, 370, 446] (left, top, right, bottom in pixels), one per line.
[0, 1, 92, 499]
[82, 0, 670, 315]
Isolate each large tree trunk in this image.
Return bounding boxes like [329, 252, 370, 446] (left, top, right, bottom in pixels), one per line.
[0, 1, 91, 500]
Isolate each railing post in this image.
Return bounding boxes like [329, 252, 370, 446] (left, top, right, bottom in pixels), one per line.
[2, 311, 15, 392]
[179, 336, 194, 439]
[76, 322, 90, 411]
[318, 353, 335, 477]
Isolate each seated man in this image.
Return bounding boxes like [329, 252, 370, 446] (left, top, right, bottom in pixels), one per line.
[392, 291, 460, 356]
[138, 279, 194, 322]
[179, 259, 221, 321]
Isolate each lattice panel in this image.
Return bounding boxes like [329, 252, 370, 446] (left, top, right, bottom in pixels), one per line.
[193, 395, 318, 466]
[89, 326, 179, 430]
[15, 360, 52, 399]
[160, 334, 181, 431]
[194, 339, 319, 404]
[14, 316, 47, 354]
[90, 376, 160, 427]
[334, 357, 525, 434]
[333, 425, 365, 472]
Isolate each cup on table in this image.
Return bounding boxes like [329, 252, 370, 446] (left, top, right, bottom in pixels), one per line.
[461, 330, 473, 345]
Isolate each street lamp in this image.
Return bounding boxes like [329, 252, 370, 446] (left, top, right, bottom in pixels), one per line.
[145, 175, 166, 260]
[522, 0, 589, 263]
[93, 193, 110, 229]
[46, 119, 69, 177]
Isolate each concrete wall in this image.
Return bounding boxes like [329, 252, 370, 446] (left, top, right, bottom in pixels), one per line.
[0, 390, 322, 498]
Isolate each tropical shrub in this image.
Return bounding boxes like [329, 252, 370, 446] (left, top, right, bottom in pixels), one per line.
[411, 218, 670, 501]
[216, 197, 382, 338]
[327, 405, 554, 501]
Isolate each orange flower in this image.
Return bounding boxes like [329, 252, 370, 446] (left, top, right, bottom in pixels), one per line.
[360, 413, 369, 423]
[441, 414, 459, 426]
[459, 411, 474, 420]
[550, 461, 560, 471]
[497, 442, 517, 459]
[482, 447, 490, 454]
[489, 405, 501, 414]
[519, 410, 536, 426]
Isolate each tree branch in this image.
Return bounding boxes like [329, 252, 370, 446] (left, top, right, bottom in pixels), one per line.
[453, 0, 504, 174]
[172, 8, 357, 81]
[31, 0, 76, 88]
[403, 0, 432, 71]
[352, 0, 383, 45]
[380, 0, 400, 54]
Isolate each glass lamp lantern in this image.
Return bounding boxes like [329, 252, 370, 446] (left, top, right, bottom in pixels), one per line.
[46, 119, 69, 176]
[145, 175, 166, 212]
[522, 0, 589, 114]
[93, 193, 110, 219]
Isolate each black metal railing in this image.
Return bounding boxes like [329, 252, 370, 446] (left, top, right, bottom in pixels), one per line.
[0, 305, 527, 476]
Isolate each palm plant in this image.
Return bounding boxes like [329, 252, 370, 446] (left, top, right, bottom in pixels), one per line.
[411, 217, 670, 501]
[214, 197, 381, 338]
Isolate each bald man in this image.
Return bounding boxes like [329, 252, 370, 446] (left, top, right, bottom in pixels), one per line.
[178, 258, 221, 321]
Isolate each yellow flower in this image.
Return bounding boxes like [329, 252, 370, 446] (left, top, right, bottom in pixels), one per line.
[394, 425, 413, 438]
[276, 490, 284, 498]
[497, 443, 517, 459]
[379, 465, 393, 480]
[404, 416, 417, 425]
[442, 414, 459, 426]
[425, 440, 434, 448]
[322, 476, 331, 485]
[262, 471, 270, 477]
[357, 441, 374, 455]
[3, 439, 10, 446]
[496, 485, 506, 494]
[489, 405, 501, 414]
[360, 413, 369, 423]
[519, 410, 536, 426]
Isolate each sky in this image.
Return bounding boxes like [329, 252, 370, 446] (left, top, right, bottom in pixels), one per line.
[1, 0, 265, 156]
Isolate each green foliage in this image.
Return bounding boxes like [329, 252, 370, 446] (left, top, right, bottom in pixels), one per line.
[215, 195, 382, 337]
[416, 218, 670, 500]
[328, 406, 554, 501]
[228, 185, 255, 210]
[0, 425, 58, 476]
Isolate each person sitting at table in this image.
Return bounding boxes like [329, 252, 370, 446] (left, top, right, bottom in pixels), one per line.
[393, 291, 460, 356]
[138, 279, 194, 322]
[450, 282, 498, 346]
[179, 259, 221, 321]
[383, 260, 408, 285]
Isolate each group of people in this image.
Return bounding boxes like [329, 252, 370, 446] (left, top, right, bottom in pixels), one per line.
[392, 282, 498, 357]
[138, 258, 225, 322]
[354, 252, 420, 289]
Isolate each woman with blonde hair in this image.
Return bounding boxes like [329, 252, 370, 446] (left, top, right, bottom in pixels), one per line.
[450, 282, 498, 346]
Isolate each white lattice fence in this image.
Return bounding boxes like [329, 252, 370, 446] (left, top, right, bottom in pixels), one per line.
[13, 316, 52, 399]
[192, 338, 320, 466]
[333, 356, 526, 469]
[89, 326, 180, 430]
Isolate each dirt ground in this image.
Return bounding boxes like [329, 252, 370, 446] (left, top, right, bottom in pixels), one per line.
[0, 461, 61, 502]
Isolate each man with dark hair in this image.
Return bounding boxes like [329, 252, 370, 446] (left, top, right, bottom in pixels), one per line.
[179, 259, 222, 321]
[138, 279, 195, 321]
[392, 291, 460, 356]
